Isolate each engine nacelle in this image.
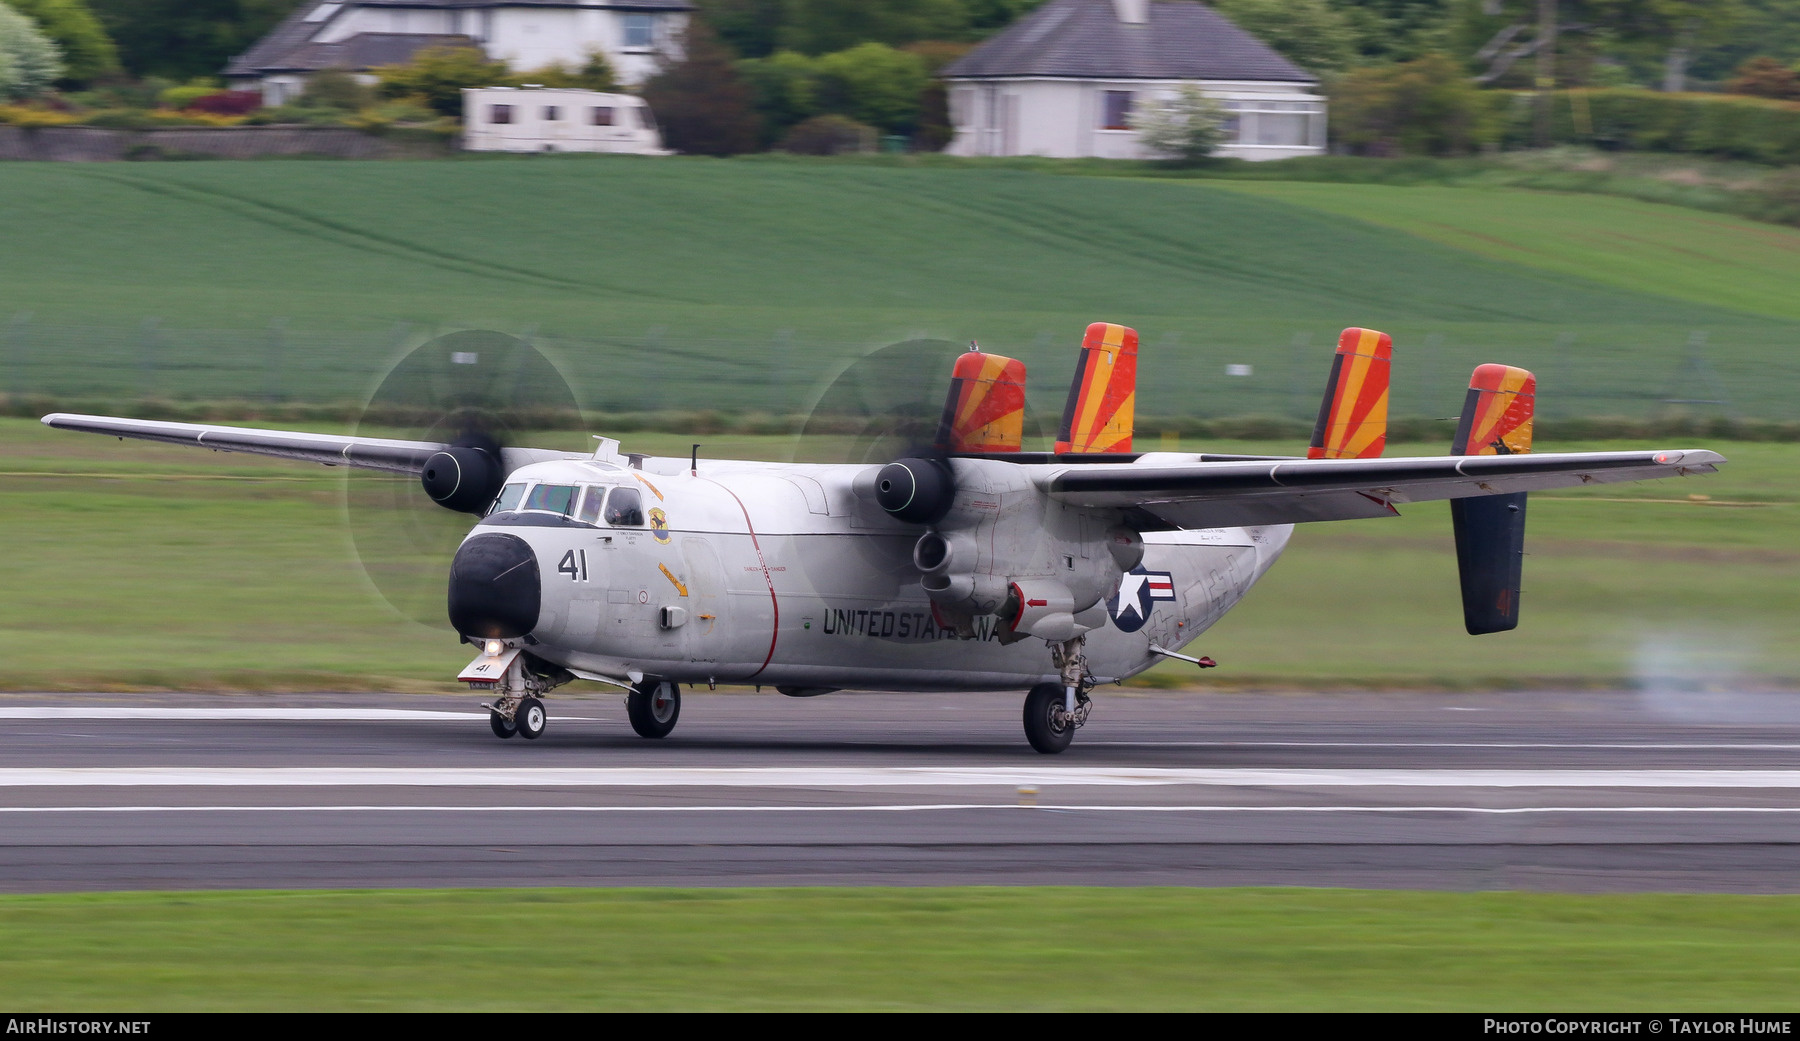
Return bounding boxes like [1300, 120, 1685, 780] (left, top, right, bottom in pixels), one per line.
[1005, 579, 1078, 642]
[422, 444, 505, 515]
[874, 457, 955, 525]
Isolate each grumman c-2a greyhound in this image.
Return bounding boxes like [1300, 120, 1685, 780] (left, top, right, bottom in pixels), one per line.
[44, 323, 1724, 753]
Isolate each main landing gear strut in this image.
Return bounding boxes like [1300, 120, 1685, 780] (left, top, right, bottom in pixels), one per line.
[1022, 636, 1095, 755]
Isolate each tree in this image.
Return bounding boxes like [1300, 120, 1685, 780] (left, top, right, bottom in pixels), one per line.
[0, 3, 60, 100]
[1212, 0, 1359, 74]
[1326, 0, 1456, 65]
[1331, 52, 1499, 156]
[88, 1, 304, 81]
[1130, 85, 1227, 164]
[696, 0, 786, 58]
[814, 42, 929, 133]
[4, 0, 115, 84]
[776, 0, 967, 56]
[375, 45, 511, 117]
[738, 48, 821, 143]
[641, 19, 761, 155]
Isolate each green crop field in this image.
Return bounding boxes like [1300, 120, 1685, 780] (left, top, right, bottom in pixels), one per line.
[1, 156, 1795, 423]
[2, 887, 1798, 1010]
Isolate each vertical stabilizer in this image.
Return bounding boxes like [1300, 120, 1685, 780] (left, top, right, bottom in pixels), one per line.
[1449, 363, 1537, 635]
[1055, 322, 1138, 454]
[1308, 327, 1392, 460]
[935, 347, 1027, 454]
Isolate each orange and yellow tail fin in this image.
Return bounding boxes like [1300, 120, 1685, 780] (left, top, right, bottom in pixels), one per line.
[1307, 327, 1392, 460]
[1055, 322, 1138, 454]
[935, 346, 1027, 454]
[1451, 363, 1536, 456]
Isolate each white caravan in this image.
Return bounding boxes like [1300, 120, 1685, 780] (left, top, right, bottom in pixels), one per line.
[463, 87, 667, 155]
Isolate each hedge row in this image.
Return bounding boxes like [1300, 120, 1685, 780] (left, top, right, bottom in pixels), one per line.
[1498, 89, 1800, 165]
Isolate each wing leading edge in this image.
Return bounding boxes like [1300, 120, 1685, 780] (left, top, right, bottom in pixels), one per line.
[41, 413, 446, 474]
[1040, 449, 1726, 529]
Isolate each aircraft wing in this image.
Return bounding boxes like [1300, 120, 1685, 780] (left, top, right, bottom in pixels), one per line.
[1040, 449, 1726, 528]
[42, 413, 448, 475]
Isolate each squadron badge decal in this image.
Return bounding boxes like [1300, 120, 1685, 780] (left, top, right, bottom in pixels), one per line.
[1106, 565, 1177, 633]
[648, 507, 671, 544]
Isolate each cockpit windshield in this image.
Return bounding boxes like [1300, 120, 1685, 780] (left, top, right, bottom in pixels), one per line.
[523, 484, 578, 515]
[490, 482, 526, 515]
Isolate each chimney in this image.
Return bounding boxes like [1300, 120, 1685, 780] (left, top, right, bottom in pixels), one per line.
[1113, 0, 1149, 23]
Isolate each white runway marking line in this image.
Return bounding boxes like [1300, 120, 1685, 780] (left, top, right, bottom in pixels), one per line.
[0, 707, 613, 723]
[6, 767, 1800, 788]
[1091, 741, 1800, 751]
[3, 804, 1800, 815]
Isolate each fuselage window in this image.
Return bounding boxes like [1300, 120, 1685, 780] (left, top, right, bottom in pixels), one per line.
[604, 487, 644, 526]
[491, 482, 526, 515]
[576, 485, 606, 525]
[523, 483, 578, 516]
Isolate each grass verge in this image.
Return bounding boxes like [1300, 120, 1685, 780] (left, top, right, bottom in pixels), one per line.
[2, 887, 1797, 1011]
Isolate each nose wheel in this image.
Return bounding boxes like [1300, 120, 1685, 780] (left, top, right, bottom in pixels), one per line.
[627, 680, 681, 739]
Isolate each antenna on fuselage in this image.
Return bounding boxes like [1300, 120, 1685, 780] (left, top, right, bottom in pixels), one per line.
[690, 443, 699, 476]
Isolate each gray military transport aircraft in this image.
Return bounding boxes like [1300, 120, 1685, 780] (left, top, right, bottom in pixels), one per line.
[43, 323, 1724, 753]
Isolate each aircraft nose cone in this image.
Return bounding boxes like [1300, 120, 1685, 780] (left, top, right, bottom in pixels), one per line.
[448, 533, 540, 639]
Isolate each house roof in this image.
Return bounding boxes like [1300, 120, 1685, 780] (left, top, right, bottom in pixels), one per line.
[944, 0, 1316, 84]
[226, 1, 693, 78]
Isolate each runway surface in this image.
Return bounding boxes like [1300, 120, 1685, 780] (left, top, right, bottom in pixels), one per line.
[2, 687, 1798, 893]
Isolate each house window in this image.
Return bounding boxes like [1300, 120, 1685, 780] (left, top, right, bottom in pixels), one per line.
[622, 13, 654, 48]
[490, 104, 513, 125]
[1101, 90, 1133, 130]
[591, 106, 614, 126]
[543, 105, 561, 121]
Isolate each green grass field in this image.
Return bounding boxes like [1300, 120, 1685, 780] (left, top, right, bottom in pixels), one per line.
[2, 887, 1797, 1010]
[2, 156, 1795, 423]
[2, 418, 1791, 691]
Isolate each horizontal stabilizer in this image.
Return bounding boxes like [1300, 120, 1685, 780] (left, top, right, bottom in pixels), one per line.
[1056, 322, 1138, 454]
[1308, 327, 1392, 460]
[936, 347, 1027, 454]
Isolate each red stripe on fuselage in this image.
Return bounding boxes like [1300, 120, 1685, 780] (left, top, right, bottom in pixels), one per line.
[697, 476, 780, 678]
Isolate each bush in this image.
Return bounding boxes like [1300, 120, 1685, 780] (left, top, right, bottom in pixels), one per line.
[1499, 89, 1800, 164]
[516, 50, 619, 92]
[0, 3, 62, 101]
[1131, 85, 1226, 164]
[299, 69, 374, 111]
[1331, 53, 1501, 156]
[185, 90, 261, 116]
[158, 83, 217, 110]
[1725, 57, 1800, 101]
[779, 113, 874, 154]
[375, 45, 510, 117]
[8, 0, 116, 85]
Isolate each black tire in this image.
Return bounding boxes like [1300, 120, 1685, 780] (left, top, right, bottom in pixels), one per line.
[515, 696, 546, 740]
[627, 681, 680, 739]
[1022, 682, 1074, 754]
[489, 710, 516, 739]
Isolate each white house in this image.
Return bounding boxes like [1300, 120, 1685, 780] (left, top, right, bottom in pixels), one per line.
[226, 1, 693, 106]
[943, 0, 1326, 161]
[463, 86, 667, 152]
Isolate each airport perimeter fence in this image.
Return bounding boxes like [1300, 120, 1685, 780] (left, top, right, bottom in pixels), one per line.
[3, 316, 1797, 439]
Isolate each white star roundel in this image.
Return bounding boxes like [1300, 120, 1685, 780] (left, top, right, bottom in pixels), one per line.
[1106, 565, 1177, 633]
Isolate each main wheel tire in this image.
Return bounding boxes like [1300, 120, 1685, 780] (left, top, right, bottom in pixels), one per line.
[489, 710, 517, 739]
[515, 696, 546, 740]
[627, 680, 680, 739]
[1022, 682, 1074, 754]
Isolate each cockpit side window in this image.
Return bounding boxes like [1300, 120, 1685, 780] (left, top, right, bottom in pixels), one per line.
[523, 484, 578, 516]
[604, 487, 644, 526]
[576, 485, 605, 525]
[491, 482, 527, 515]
